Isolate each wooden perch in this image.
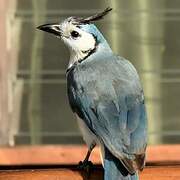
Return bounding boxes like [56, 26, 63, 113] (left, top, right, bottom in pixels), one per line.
[0, 164, 180, 180]
[0, 145, 180, 179]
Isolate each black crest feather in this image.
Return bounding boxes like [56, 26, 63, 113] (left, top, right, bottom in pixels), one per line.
[78, 7, 112, 24]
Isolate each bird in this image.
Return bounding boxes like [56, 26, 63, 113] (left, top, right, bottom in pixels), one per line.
[37, 7, 148, 180]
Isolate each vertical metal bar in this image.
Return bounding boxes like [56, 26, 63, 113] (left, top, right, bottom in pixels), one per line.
[28, 0, 47, 144]
[0, 0, 10, 145]
[127, 0, 165, 144]
[109, 0, 119, 53]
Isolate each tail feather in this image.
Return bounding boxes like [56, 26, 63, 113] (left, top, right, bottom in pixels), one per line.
[104, 147, 139, 180]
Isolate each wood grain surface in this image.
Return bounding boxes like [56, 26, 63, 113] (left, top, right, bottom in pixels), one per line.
[0, 145, 180, 165]
[0, 145, 180, 179]
[0, 165, 180, 180]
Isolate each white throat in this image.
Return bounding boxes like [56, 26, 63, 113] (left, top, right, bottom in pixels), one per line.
[68, 49, 90, 68]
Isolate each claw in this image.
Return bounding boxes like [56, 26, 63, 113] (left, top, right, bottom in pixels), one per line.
[78, 160, 94, 169]
[78, 160, 94, 178]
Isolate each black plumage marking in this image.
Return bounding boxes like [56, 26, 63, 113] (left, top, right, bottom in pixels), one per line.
[69, 7, 112, 26]
[79, 35, 98, 63]
[78, 7, 112, 24]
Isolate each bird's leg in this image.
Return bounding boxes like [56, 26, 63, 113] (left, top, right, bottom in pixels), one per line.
[78, 142, 96, 172]
[84, 143, 95, 162]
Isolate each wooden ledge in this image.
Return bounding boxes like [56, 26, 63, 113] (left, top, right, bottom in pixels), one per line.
[0, 145, 180, 165]
[0, 145, 180, 179]
[0, 164, 180, 180]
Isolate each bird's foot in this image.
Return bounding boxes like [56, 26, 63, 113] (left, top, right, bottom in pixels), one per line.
[78, 160, 94, 178]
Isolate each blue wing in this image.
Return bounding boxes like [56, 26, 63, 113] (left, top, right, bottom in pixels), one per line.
[67, 54, 147, 173]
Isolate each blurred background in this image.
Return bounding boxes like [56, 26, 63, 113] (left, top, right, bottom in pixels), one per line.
[0, 0, 180, 147]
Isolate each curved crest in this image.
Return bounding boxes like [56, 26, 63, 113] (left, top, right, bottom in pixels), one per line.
[75, 7, 112, 24]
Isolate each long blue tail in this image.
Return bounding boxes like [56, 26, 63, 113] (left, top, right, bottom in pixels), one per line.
[104, 147, 139, 180]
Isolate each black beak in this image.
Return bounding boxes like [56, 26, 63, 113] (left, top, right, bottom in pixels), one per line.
[37, 23, 61, 37]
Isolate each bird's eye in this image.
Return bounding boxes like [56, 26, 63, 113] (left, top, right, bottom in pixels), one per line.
[71, 30, 80, 38]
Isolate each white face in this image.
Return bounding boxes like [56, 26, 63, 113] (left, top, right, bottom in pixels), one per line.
[60, 21, 96, 62]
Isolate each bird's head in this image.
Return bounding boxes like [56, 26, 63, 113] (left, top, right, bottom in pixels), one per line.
[37, 7, 112, 68]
